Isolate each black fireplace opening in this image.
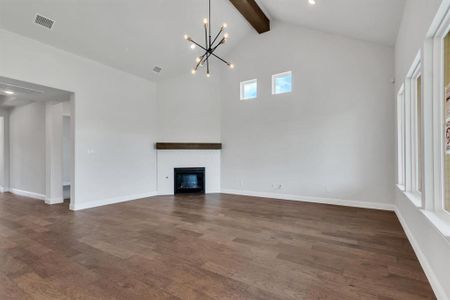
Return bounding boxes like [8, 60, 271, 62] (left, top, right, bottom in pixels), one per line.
[174, 167, 205, 194]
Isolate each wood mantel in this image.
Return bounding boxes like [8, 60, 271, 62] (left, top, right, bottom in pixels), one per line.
[155, 143, 222, 150]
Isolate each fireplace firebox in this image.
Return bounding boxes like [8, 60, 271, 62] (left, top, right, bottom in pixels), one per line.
[174, 167, 205, 194]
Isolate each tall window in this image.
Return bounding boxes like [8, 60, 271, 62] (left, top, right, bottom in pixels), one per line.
[397, 86, 406, 188]
[416, 75, 423, 194]
[444, 31, 450, 212]
[409, 63, 423, 199]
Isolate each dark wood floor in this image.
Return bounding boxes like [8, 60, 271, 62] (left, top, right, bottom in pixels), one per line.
[0, 192, 435, 300]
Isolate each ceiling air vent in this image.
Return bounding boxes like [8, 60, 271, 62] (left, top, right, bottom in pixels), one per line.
[35, 14, 54, 29]
[153, 66, 162, 73]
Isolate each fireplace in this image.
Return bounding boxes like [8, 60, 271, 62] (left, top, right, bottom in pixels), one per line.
[174, 167, 205, 194]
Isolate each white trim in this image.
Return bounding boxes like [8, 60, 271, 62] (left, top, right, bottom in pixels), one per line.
[395, 207, 448, 300]
[0, 186, 9, 193]
[423, 39, 435, 212]
[45, 197, 64, 205]
[429, 4, 450, 223]
[422, 210, 450, 239]
[221, 189, 395, 211]
[10, 188, 46, 200]
[70, 191, 158, 211]
[396, 183, 406, 191]
[404, 191, 422, 208]
[427, 0, 450, 39]
[405, 51, 423, 201]
[397, 85, 406, 187]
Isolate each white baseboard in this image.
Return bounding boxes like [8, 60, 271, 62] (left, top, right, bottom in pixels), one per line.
[395, 208, 447, 300]
[70, 191, 158, 211]
[0, 186, 9, 193]
[10, 188, 46, 201]
[221, 189, 395, 211]
[45, 197, 64, 205]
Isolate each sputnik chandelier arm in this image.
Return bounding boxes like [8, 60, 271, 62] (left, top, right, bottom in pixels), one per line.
[184, 0, 234, 77]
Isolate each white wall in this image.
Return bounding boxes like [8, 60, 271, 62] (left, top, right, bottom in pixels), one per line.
[395, 0, 442, 90]
[394, 1, 450, 299]
[0, 29, 158, 210]
[45, 102, 64, 204]
[157, 72, 221, 142]
[9, 102, 46, 196]
[0, 108, 9, 191]
[63, 115, 71, 185]
[0, 116, 4, 190]
[220, 22, 395, 208]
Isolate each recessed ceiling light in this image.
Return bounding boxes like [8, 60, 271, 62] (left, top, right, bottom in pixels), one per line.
[4, 90, 14, 95]
[308, 0, 316, 5]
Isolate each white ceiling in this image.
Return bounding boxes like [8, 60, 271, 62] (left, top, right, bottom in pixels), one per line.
[0, 0, 405, 82]
[0, 0, 253, 81]
[0, 76, 72, 108]
[258, 0, 406, 47]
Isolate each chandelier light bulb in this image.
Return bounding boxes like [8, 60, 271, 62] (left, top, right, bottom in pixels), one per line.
[224, 33, 229, 39]
[206, 73, 210, 78]
[191, 69, 197, 74]
[308, 0, 316, 5]
[196, 57, 201, 63]
[184, 34, 189, 40]
[203, 18, 208, 24]
[223, 23, 228, 28]
[229, 64, 235, 69]
[190, 44, 196, 49]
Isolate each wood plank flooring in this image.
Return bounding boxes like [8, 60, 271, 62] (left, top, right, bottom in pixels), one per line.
[0, 192, 435, 299]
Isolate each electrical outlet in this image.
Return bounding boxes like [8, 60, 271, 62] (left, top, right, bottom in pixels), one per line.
[272, 184, 282, 190]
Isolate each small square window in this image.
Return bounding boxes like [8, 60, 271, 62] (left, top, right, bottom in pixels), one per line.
[240, 79, 257, 100]
[272, 71, 292, 95]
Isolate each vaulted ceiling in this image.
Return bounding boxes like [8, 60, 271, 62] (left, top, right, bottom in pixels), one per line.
[258, 0, 406, 47]
[0, 0, 405, 82]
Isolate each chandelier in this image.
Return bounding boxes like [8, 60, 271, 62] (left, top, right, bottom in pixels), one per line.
[184, 0, 234, 77]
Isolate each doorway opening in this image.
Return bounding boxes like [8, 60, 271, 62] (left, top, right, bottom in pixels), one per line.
[0, 76, 75, 208]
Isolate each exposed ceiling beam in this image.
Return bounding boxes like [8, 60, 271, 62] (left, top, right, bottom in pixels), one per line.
[229, 0, 270, 34]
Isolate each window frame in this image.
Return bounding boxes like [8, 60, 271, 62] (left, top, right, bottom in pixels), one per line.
[404, 52, 423, 206]
[427, 7, 450, 223]
[395, 1, 450, 239]
[271, 71, 292, 95]
[240, 79, 258, 100]
[397, 84, 406, 190]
